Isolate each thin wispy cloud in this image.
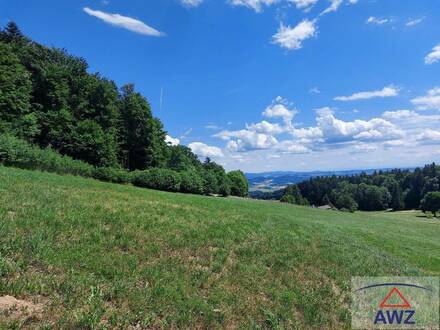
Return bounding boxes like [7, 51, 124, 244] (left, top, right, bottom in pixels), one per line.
[289, 0, 319, 11]
[320, 0, 343, 16]
[406, 17, 425, 27]
[425, 44, 440, 65]
[83, 7, 164, 36]
[228, 0, 278, 12]
[334, 86, 399, 101]
[309, 87, 321, 94]
[180, 0, 204, 8]
[366, 16, 389, 25]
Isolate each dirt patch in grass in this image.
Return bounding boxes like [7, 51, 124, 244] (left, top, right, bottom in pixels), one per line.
[0, 295, 44, 320]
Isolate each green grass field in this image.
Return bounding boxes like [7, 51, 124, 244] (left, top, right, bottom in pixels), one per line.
[0, 167, 439, 329]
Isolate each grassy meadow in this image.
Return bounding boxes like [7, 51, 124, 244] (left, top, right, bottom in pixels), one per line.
[0, 166, 439, 329]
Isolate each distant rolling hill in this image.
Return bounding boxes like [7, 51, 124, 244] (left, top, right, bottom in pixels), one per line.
[246, 168, 411, 197]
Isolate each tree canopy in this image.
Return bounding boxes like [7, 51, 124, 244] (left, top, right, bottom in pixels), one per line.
[0, 22, 249, 197]
[268, 163, 440, 212]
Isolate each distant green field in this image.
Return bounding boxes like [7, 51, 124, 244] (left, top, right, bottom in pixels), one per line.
[0, 167, 439, 329]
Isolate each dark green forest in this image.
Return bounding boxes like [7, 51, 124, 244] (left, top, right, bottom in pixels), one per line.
[0, 22, 248, 197]
[278, 163, 440, 213]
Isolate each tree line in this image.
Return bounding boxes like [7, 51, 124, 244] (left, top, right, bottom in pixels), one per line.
[278, 163, 440, 214]
[0, 22, 248, 197]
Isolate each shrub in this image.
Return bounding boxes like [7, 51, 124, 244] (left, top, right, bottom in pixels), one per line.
[132, 168, 181, 192]
[180, 171, 204, 195]
[0, 134, 94, 177]
[92, 167, 131, 184]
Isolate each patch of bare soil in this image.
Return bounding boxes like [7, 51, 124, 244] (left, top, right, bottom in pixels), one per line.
[0, 295, 44, 320]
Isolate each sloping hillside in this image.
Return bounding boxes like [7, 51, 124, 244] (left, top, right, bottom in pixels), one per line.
[0, 167, 439, 329]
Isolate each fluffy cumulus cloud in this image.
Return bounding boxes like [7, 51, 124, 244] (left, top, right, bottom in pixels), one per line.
[334, 85, 399, 101]
[216, 129, 278, 152]
[246, 121, 285, 135]
[180, 0, 204, 7]
[315, 108, 403, 143]
[425, 44, 440, 65]
[165, 135, 180, 146]
[416, 129, 440, 145]
[228, 0, 278, 12]
[262, 97, 297, 123]
[272, 19, 316, 50]
[207, 95, 440, 171]
[382, 110, 418, 120]
[411, 87, 440, 110]
[189, 142, 224, 157]
[212, 96, 406, 158]
[83, 7, 164, 36]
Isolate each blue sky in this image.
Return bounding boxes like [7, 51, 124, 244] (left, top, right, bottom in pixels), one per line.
[1, 0, 440, 172]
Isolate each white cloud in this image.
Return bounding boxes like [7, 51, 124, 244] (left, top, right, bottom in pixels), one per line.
[348, 0, 358, 4]
[228, 0, 278, 12]
[262, 97, 297, 123]
[189, 142, 224, 157]
[83, 7, 164, 36]
[289, 0, 318, 10]
[216, 129, 278, 152]
[205, 124, 222, 130]
[382, 110, 418, 120]
[181, 0, 204, 7]
[351, 143, 378, 153]
[291, 126, 323, 140]
[411, 87, 440, 110]
[316, 108, 403, 142]
[320, 0, 343, 16]
[366, 16, 389, 25]
[165, 135, 180, 146]
[406, 17, 425, 27]
[425, 44, 440, 65]
[272, 19, 317, 50]
[212, 97, 440, 171]
[334, 85, 399, 101]
[416, 129, 440, 145]
[246, 121, 285, 135]
[383, 140, 407, 149]
[276, 140, 311, 153]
